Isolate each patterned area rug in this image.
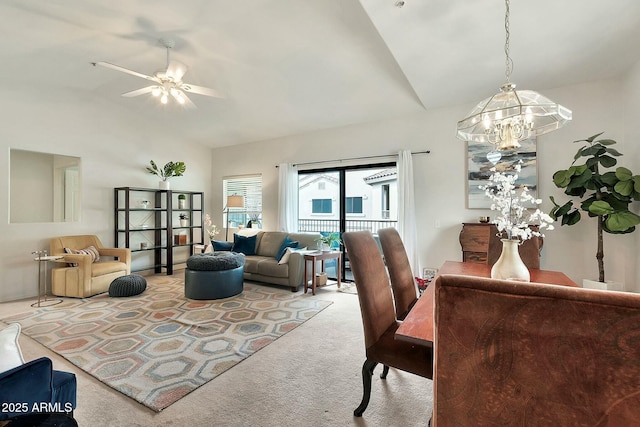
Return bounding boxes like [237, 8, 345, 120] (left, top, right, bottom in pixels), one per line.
[3, 276, 332, 411]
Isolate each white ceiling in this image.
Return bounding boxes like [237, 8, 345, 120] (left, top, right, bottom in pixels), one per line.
[3, 0, 640, 148]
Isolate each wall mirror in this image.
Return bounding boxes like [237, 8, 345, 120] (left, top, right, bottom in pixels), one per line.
[10, 149, 81, 223]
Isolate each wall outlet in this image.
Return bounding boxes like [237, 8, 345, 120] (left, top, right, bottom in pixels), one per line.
[423, 268, 438, 279]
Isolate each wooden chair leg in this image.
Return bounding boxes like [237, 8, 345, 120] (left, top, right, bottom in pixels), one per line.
[380, 365, 389, 379]
[354, 359, 377, 417]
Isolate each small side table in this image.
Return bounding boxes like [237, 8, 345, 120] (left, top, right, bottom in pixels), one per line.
[304, 251, 342, 295]
[32, 253, 64, 308]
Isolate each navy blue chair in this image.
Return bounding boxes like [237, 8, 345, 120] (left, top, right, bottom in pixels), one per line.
[0, 357, 77, 421]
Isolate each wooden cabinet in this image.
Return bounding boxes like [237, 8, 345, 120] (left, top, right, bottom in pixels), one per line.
[114, 187, 204, 275]
[459, 223, 543, 269]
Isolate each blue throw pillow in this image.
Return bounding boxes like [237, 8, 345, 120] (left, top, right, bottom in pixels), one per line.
[212, 240, 233, 252]
[275, 237, 299, 262]
[232, 233, 257, 255]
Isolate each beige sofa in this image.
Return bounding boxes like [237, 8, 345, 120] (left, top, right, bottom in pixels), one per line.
[239, 231, 322, 291]
[50, 235, 131, 298]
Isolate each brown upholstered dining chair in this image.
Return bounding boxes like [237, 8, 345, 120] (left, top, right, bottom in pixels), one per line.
[433, 273, 640, 426]
[377, 227, 419, 321]
[343, 230, 433, 417]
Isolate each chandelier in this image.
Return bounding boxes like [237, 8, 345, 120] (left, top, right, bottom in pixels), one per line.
[456, 0, 572, 150]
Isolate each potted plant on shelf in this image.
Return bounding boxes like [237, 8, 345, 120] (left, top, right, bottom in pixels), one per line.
[550, 132, 640, 286]
[315, 232, 342, 252]
[146, 160, 186, 190]
[178, 194, 186, 209]
[179, 213, 189, 227]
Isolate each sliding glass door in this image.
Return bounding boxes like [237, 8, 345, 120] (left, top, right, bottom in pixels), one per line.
[298, 163, 398, 280]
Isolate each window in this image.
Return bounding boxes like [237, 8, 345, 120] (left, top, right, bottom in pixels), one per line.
[345, 197, 363, 214]
[312, 198, 332, 214]
[223, 174, 262, 227]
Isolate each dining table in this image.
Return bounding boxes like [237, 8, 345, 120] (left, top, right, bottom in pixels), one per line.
[394, 260, 578, 347]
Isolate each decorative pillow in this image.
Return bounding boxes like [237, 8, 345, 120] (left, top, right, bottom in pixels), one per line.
[203, 244, 214, 254]
[76, 245, 101, 262]
[213, 240, 233, 252]
[0, 323, 25, 374]
[275, 237, 299, 262]
[64, 245, 100, 265]
[63, 247, 78, 267]
[231, 233, 257, 256]
[278, 246, 307, 265]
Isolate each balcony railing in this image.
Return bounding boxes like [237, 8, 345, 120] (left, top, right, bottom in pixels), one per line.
[298, 219, 398, 234]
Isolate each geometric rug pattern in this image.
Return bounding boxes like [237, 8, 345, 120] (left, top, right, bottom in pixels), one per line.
[3, 275, 332, 411]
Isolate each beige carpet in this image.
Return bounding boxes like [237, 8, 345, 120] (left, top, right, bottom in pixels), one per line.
[337, 282, 358, 294]
[3, 275, 332, 411]
[1, 272, 433, 426]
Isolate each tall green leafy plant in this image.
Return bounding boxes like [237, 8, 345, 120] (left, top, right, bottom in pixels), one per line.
[550, 133, 640, 282]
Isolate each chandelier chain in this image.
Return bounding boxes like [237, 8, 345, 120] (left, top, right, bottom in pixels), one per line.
[504, 0, 513, 83]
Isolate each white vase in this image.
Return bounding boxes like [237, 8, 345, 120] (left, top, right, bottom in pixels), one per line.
[491, 239, 530, 282]
[179, 219, 188, 227]
[159, 180, 170, 190]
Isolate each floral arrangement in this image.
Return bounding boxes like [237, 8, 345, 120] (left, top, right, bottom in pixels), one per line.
[203, 214, 220, 240]
[479, 161, 554, 241]
[414, 277, 430, 295]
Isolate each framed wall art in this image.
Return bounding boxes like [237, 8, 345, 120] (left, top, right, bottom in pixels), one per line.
[466, 138, 537, 209]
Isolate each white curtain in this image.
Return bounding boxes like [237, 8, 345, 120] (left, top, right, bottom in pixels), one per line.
[397, 150, 421, 276]
[277, 163, 298, 232]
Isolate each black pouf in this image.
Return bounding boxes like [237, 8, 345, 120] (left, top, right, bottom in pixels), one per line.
[109, 274, 147, 297]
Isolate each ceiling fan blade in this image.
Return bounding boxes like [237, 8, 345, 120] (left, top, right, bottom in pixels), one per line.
[171, 90, 196, 109]
[181, 83, 224, 98]
[122, 86, 157, 97]
[166, 60, 187, 82]
[94, 61, 157, 82]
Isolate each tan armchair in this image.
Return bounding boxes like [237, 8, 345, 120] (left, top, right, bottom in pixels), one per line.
[50, 235, 131, 298]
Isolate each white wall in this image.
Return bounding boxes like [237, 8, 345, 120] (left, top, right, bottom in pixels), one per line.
[0, 88, 213, 302]
[623, 59, 640, 289]
[210, 72, 640, 291]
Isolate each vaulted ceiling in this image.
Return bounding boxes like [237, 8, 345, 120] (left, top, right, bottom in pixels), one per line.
[3, 0, 640, 148]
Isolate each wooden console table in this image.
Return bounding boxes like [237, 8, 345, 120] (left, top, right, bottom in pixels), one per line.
[395, 261, 577, 347]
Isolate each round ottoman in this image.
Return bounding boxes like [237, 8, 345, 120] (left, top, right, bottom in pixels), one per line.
[185, 252, 245, 300]
[109, 274, 147, 297]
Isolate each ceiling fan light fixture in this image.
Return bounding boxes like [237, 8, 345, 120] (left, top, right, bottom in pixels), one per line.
[455, 0, 571, 149]
[94, 37, 222, 108]
[172, 89, 186, 105]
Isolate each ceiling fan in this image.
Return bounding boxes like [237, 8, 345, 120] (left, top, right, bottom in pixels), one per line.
[92, 38, 223, 107]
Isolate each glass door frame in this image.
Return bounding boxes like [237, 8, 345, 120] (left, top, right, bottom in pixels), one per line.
[299, 161, 396, 281]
